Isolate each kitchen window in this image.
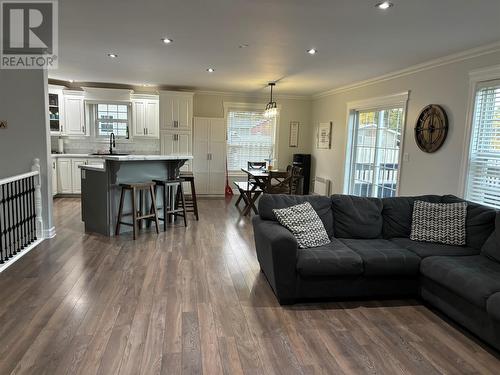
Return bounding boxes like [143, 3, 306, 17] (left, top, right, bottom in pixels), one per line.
[464, 80, 500, 208]
[344, 93, 408, 198]
[226, 109, 277, 171]
[91, 103, 130, 138]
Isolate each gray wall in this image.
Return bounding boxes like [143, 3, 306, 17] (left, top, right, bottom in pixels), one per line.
[0, 69, 53, 233]
[311, 50, 500, 197]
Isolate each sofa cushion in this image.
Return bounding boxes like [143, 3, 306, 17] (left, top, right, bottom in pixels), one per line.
[273, 202, 330, 249]
[482, 212, 500, 263]
[441, 195, 496, 249]
[487, 293, 500, 321]
[420, 255, 500, 308]
[296, 239, 363, 277]
[391, 237, 479, 258]
[340, 239, 421, 276]
[331, 195, 383, 239]
[410, 201, 467, 246]
[258, 194, 334, 238]
[382, 195, 442, 239]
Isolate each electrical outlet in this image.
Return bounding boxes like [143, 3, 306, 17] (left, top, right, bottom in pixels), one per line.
[403, 153, 410, 162]
[0, 120, 7, 129]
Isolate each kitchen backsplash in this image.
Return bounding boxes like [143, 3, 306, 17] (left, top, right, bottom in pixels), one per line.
[51, 136, 160, 155]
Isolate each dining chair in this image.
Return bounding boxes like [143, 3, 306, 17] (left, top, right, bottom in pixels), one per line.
[265, 170, 294, 194]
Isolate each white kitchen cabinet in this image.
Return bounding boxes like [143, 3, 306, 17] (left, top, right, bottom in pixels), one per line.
[159, 91, 193, 131]
[131, 94, 159, 138]
[160, 131, 192, 155]
[57, 158, 73, 194]
[63, 91, 87, 136]
[193, 117, 226, 195]
[48, 85, 65, 136]
[71, 158, 87, 194]
[51, 158, 58, 196]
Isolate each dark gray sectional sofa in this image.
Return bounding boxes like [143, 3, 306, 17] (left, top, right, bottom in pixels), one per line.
[253, 194, 500, 351]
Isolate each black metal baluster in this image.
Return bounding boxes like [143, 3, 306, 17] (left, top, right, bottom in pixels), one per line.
[20, 178, 25, 249]
[23, 177, 28, 246]
[7, 182, 13, 258]
[1, 185, 6, 261]
[15, 179, 20, 253]
[0, 186, 4, 264]
[27, 177, 32, 243]
[31, 176, 36, 241]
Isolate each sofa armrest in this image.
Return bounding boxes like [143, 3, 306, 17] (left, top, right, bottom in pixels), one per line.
[252, 216, 298, 304]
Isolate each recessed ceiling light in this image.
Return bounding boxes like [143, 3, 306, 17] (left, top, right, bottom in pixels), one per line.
[206, 67, 215, 73]
[107, 53, 118, 58]
[307, 48, 317, 55]
[69, 79, 74, 83]
[375, 1, 393, 10]
[239, 43, 249, 48]
[161, 38, 173, 44]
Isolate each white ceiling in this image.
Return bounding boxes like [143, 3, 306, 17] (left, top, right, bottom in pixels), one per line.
[50, 0, 500, 95]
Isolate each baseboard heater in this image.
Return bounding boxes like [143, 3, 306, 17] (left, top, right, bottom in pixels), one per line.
[313, 176, 331, 196]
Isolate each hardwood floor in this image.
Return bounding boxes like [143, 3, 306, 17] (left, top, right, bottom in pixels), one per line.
[0, 197, 499, 374]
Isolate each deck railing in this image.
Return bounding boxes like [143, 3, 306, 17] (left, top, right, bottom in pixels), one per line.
[0, 159, 43, 268]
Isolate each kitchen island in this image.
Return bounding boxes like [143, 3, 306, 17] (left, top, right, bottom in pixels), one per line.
[80, 155, 193, 236]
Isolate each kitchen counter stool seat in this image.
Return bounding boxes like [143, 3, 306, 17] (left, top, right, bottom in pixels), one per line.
[153, 179, 188, 229]
[115, 182, 160, 240]
[179, 172, 199, 221]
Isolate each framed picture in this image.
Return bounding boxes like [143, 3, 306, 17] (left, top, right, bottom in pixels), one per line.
[289, 121, 299, 147]
[317, 122, 332, 149]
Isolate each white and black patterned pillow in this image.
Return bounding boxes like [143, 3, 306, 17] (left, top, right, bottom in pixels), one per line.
[273, 202, 330, 249]
[410, 201, 467, 245]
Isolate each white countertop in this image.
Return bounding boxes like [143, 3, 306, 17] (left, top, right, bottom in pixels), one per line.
[52, 153, 193, 161]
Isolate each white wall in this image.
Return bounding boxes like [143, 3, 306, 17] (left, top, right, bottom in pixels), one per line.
[311, 50, 500, 197]
[0, 69, 53, 233]
[194, 92, 313, 171]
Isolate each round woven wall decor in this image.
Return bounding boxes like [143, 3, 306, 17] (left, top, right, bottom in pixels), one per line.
[414, 104, 449, 153]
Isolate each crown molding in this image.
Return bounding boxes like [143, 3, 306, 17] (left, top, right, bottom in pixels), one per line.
[194, 89, 311, 101]
[313, 41, 500, 99]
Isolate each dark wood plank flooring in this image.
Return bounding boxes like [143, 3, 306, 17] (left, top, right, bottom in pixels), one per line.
[0, 197, 499, 374]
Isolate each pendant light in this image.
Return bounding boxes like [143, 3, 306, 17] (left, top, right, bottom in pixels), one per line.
[263, 82, 278, 118]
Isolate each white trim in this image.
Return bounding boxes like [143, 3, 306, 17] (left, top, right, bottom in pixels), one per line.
[458, 64, 500, 197]
[314, 41, 500, 99]
[44, 226, 56, 239]
[223, 101, 281, 169]
[343, 91, 410, 196]
[0, 171, 38, 186]
[0, 239, 44, 274]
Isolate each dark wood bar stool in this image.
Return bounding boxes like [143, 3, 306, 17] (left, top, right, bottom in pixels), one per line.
[179, 171, 199, 221]
[153, 179, 188, 230]
[115, 182, 160, 240]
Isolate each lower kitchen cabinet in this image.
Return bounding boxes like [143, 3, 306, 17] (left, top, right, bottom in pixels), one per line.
[55, 157, 104, 195]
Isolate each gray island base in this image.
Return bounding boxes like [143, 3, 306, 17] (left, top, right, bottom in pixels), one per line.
[80, 155, 193, 236]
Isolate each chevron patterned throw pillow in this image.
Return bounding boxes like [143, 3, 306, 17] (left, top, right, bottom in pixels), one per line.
[410, 200, 467, 246]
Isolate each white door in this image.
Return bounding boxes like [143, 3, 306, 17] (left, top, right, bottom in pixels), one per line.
[51, 158, 58, 196]
[71, 159, 87, 194]
[64, 96, 85, 135]
[132, 100, 146, 137]
[58, 159, 72, 194]
[177, 133, 191, 155]
[208, 119, 226, 195]
[145, 100, 159, 138]
[193, 118, 210, 194]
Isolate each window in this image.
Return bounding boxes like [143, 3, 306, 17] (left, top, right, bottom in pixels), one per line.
[226, 110, 276, 171]
[465, 80, 500, 208]
[346, 106, 404, 198]
[92, 103, 130, 138]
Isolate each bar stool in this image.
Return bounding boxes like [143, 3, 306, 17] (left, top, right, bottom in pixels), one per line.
[153, 179, 188, 230]
[179, 172, 199, 221]
[115, 182, 160, 240]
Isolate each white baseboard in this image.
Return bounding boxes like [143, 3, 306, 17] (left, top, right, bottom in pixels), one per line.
[0, 238, 44, 273]
[44, 226, 56, 239]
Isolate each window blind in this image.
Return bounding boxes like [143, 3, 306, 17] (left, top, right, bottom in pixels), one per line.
[93, 103, 130, 138]
[466, 82, 500, 208]
[227, 110, 275, 171]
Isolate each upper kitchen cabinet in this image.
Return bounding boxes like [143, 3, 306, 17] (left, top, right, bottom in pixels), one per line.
[131, 94, 159, 138]
[159, 91, 193, 131]
[63, 90, 87, 136]
[48, 85, 65, 135]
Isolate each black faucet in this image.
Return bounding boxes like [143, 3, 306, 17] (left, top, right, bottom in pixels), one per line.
[109, 132, 116, 154]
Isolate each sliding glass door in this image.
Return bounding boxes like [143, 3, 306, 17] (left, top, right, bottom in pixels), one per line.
[347, 106, 404, 198]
